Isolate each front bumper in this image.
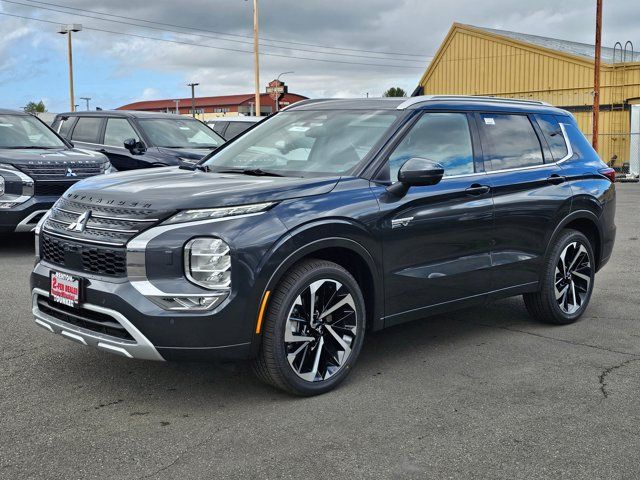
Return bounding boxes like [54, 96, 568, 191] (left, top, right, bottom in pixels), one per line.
[0, 196, 55, 232]
[32, 287, 164, 361]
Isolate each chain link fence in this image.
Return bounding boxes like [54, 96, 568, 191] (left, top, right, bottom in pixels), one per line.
[584, 132, 640, 181]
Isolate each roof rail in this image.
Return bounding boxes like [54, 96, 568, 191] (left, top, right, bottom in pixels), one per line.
[397, 95, 551, 110]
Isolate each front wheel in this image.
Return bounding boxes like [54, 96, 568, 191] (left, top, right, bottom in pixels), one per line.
[253, 259, 366, 396]
[524, 229, 595, 325]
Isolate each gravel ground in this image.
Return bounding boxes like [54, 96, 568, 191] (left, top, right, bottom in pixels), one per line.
[1, 184, 639, 480]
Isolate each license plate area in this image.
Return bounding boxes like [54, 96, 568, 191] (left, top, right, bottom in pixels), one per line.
[50, 271, 82, 308]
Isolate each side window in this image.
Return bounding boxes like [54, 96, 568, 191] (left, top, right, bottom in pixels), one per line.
[224, 122, 251, 139]
[71, 117, 103, 143]
[57, 117, 75, 138]
[387, 112, 474, 182]
[211, 122, 227, 136]
[535, 114, 569, 161]
[479, 114, 543, 170]
[104, 118, 139, 147]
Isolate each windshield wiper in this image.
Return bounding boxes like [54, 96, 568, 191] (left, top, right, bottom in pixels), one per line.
[217, 168, 284, 177]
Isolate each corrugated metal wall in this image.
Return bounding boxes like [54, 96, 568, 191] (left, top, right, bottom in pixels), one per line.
[420, 25, 640, 166]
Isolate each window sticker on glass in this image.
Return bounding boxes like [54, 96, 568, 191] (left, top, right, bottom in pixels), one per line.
[484, 117, 496, 125]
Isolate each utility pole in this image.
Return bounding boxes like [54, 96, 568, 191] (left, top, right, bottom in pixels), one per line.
[80, 97, 91, 111]
[592, 0, 603, 152]
[58, 24, 82, 112]
[253, 0, 260, 117]
[187, 82, 199, 118]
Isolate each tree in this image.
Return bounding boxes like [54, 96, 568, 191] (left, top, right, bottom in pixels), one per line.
[383, 87, 407, 98]
[24, 101, 46, 114]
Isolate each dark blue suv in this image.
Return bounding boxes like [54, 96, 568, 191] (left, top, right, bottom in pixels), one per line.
[30, 96, 616, 395]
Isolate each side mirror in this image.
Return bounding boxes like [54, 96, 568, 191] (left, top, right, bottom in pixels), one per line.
[124, 138, 146, 155]
[387, 157, 444, 196]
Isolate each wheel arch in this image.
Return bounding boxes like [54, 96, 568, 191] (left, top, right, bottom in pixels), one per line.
[544, 209, 604, 270]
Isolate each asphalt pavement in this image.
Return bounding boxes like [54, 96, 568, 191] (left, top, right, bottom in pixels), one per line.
[1, 184, 639, 479]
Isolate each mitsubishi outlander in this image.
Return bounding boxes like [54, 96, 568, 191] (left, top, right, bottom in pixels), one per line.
[30, 96, 616, 395]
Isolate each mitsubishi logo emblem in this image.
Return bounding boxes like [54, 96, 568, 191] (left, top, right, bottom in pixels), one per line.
[67, 211, 91, 232]
[65, 167, 77, 177]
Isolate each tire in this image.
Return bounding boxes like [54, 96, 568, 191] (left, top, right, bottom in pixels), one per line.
[524, 229, 595, 325]
[253, 259, 366, 396]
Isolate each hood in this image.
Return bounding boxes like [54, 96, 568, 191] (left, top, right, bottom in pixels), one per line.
[64, 167, 339, 210]
[0, 147, 107, 166]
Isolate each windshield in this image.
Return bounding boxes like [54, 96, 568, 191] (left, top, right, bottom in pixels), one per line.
[203, 110, 400, 177]
[137, 118, 224, 149]
[0, 114, 66, 149]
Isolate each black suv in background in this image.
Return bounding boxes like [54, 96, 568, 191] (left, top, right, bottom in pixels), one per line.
[0, 109, 109, 233]
[207, 116, 261, 140]
[51, 111, 225, 171]
[31, 96, 616, 395]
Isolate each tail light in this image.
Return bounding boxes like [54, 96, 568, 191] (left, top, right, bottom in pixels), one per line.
[599, 168, 616, 183]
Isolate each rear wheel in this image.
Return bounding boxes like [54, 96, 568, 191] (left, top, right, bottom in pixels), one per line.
[524, 229, 595, 325]
[253, 259, 366, 396]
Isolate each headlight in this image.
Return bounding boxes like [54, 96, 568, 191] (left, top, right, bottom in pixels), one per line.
[184, 237, 231, 290]
[0, 163, 33, 209]
[163, 202, 274, 225]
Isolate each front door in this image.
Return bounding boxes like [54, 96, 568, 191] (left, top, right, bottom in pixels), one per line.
[101, 117, 143, 171]
[372, 112, 494, 326]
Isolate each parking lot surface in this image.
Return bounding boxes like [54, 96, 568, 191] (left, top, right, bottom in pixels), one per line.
[1, 184, 639, 479]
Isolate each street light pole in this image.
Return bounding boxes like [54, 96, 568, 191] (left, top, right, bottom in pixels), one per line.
[80, 97, 91, 111]
[58, 24, 82, 112]
[275, 71, 293, 112]
[187, 82, 199, 118]
[174, 99, 180, 114]
[592, 0, 603, 152]
[253, 0, 260, 117]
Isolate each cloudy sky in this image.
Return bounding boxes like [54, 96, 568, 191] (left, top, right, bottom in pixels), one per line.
[0, 0, 637, 112]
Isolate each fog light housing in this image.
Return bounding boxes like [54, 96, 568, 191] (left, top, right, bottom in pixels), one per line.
[148, 294, 228, 311]
[184, 237, 231, 290]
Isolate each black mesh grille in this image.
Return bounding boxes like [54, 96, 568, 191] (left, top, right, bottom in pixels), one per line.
[41, 233, 127, 277]
[37, 295, 133, 341]
[17, 161, 104, 179]
[34, 181, 76, 196]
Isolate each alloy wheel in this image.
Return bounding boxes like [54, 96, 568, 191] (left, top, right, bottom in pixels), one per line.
[554, 241, 592, 314]
[284, 279, 358, 382]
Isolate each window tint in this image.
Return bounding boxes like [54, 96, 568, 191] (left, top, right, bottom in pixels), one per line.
[535, 114, 568, 161]
[387, 112, 474, 182]
[71, 117, 103, 143]
[104, 118, 138, 147]
[479, 114, 543, 170]
[210, 122, 226, 135]
[57, 117, 75, 138]
[224, 122, 252, 139]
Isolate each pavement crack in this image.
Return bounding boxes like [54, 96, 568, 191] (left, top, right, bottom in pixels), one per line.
[456, 319, 640, 357]
[598, 358, 640, 398]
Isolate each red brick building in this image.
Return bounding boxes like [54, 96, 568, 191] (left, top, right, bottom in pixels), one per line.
[117, 91, 308, 120]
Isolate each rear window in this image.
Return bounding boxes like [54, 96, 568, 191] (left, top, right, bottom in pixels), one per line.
[71, 117, 103, 143]
[535, 114, 569, 161]
[479, 114, 544, 171]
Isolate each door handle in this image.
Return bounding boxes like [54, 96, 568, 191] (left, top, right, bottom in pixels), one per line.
[547, 174, 566, 185]
[465, 184, 491, 196]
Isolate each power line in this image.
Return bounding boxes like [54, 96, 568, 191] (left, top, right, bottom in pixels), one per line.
[1, 0, 426, 63]
[0, 11, 425, 69]
[15, 0, 427, 59]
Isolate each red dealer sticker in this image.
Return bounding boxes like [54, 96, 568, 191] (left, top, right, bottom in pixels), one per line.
[50, 272, 81, 308]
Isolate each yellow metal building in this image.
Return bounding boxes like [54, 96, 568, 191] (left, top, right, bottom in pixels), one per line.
[414, 23, 640, 174]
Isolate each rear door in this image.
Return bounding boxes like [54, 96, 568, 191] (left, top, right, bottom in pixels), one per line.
[373, 111, 494, 326]
[477, 112, 573, 291]
[69, 116, 105, 151]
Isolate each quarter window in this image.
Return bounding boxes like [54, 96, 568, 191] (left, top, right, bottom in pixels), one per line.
[57, 117, 75, 138]
[71, 117, 103, 144]
[535, 114, 569, 161]
[479, 114, 543, 170]
[104, 118, 139, 147]
[387, 112, 475, 182]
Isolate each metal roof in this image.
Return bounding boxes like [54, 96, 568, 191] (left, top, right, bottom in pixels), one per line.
[471, 25, 640, 63]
